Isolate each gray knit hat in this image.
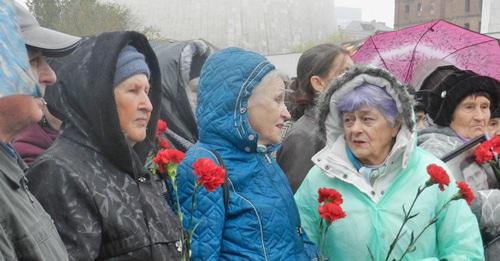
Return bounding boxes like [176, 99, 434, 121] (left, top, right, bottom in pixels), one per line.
[113, 45, 150, 86]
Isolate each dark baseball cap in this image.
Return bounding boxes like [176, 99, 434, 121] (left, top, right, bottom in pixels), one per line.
[14, 2, 81, 57]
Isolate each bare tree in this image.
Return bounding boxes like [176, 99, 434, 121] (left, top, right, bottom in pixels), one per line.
[27, 0, 162, 39]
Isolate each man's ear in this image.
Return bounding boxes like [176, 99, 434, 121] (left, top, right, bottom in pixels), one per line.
[310, 75, 325, 93]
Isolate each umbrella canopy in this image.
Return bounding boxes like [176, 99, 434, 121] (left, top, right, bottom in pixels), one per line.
[352, 19, 500, 84]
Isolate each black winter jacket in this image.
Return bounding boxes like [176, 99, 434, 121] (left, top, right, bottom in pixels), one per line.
[277, 106, 325, 193]
[27, 32, 181, 260]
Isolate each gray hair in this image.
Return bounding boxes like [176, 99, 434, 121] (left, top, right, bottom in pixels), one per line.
[254, 69, 287, 91]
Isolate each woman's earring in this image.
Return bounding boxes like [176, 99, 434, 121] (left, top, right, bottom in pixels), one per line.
[41, 116, 48, 126]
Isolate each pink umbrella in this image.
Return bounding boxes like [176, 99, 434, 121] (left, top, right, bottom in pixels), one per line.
[352, 19, 500, 84]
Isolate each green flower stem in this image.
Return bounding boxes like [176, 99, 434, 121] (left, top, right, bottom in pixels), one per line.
[385, 186, 425, 261]
[398, 199, 453, 261]
[166, 166, 187, 260]
[186, 182, 199, 259]
[319, 219, 328, 261]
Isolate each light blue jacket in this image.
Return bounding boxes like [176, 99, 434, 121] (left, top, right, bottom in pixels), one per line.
[295, 66, 484, 260]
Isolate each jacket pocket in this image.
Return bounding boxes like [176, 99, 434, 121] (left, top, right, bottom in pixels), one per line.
[14, 215, 68, 261]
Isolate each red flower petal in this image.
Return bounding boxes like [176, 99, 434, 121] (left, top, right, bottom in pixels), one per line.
[159, 138, 170, 149]
[317, 188, 343, 205]
[155, 119, 168, 138]
[426, 164, 450, 191]
[318, 202, 346, 224]
[456, 181, 475, 206]
[192, 158, 226, 192]
[152, 148, 185, 173]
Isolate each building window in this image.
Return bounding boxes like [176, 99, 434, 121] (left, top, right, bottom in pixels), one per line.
[405, 4, 410, 13]
[464, 22, 470, 29]
[465, 0, 470, 12]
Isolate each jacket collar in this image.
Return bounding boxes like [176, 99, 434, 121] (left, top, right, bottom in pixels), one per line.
[312, 124, 414, 202]
[0, 145, 25, 188]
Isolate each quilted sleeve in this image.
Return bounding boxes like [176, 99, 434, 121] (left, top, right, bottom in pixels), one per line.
[176, 153, 225, 261]
[26, 159, 103, 260]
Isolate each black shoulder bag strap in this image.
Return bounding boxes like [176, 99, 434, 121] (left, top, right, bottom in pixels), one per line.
[210, 150, 230, 211]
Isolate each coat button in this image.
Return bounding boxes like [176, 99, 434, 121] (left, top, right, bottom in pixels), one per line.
[244, 147, 251, 152]
[371, 191, 376, 196]
[343, 174, 348, 179]
[325, 165, 330, 170]
[240, 107, 247, 113]
[248, 134, 255, 141]
[138, 177, 146, 183]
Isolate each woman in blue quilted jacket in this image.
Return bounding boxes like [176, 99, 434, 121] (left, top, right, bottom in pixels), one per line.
[176, 48, 317, 260]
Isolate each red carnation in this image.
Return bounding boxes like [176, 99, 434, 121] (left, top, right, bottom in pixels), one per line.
[491, 135, 500, 145]
[192, 158, 226, 192]
[318, 202, 346, 224]
[474, 139, 494, 165]
[456, 181, 475, 206]
[426, 164, 450, 191]
[159, 138, 170, 149]
[153, 149, 185, 173]
[155, 119, 168, 138]
[317, 188, 343, 205]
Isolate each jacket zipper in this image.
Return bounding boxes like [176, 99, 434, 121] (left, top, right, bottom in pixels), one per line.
[263, 153, 271, 164]
[21, 177, 34, 203]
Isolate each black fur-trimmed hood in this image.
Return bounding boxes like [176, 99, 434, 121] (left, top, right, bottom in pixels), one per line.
[316, 65, 415, 143]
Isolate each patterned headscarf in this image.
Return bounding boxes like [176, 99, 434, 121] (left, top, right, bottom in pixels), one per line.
[0, 0, 39, 99]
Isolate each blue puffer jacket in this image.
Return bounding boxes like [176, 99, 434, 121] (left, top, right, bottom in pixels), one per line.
[176, 48, 316, 260]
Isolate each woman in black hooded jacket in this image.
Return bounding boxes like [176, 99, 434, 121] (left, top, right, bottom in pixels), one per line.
[26, 31, 181, 260]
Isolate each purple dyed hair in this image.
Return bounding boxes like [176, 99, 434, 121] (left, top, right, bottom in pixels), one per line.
[336, 83, 399, 126]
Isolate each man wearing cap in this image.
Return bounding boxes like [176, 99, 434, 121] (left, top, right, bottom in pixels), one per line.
[0, 2, 80, 260]
[11, 2, 81, 165]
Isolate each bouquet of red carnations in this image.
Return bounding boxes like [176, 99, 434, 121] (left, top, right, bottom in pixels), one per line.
[151, 120, 226, 260]
[474, 135, 500, 186]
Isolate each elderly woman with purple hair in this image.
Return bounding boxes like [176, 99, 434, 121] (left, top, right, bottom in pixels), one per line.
[294, 65, 483, 260]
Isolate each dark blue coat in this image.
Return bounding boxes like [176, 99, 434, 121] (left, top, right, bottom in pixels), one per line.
[176, 48, 315, 260]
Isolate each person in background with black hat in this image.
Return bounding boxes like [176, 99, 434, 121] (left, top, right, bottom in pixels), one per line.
[417, 66, 500, 260]
[410, 62, 459, 131]
[418, 66, 500, 187]
[11, 2, 81, 166]
[0, 2, 80, 260]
